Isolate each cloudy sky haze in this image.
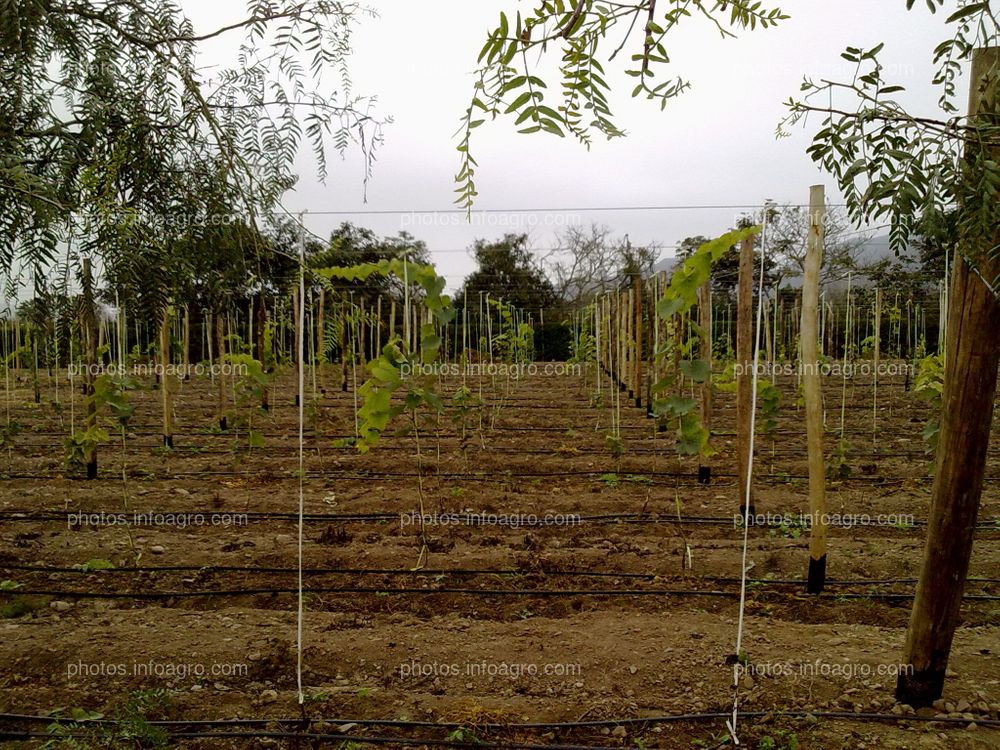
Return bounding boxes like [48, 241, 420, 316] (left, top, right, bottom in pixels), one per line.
[185, 1, 961, 290]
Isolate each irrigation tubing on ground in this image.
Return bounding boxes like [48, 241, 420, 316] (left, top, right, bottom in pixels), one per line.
[4, 509, 998, 531]
[2, 709, 998, 731]
[2, 563, 999, 587]
[0, 729, 636, 750]
[13, 441, 979, 461]
[7, 584, 1000, 601]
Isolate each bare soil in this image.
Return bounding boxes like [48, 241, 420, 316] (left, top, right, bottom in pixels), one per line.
[1, 363, 998, 749]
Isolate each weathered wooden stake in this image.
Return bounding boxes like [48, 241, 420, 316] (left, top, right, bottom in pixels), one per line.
[81, 257, 98, 479]
[159, 303, 174, 447]
[736, 236, 755, 513]
[803, 185, 827, 594]
[897, 46, 1000, 708]
[697, 278, 713, 484]
[215, 311, 227, 431]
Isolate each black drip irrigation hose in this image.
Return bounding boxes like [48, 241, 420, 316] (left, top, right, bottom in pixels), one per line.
[6, 584, 1000, 601]
[6, 509, 996, 531]
[4, 710, 1000, 730]
[13, 442, 979, 463]
[0, 468, 937, 481]
[2, 563, 999, 588]
[0, 709, 997, 747]
[9, 468, 1000, 484]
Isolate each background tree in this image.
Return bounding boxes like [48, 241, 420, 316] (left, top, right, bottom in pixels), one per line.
[2, 0, 384, 288]
[768, 204, 872, 289]
[309, 222, 431, 305]
[457, 234, 559, 313]
[546, 224, 659, 305]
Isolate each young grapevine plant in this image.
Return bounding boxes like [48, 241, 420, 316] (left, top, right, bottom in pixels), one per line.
[65, 373, 139, 471]
[315, 259, 455, 452]
[651, 225, 762, 456]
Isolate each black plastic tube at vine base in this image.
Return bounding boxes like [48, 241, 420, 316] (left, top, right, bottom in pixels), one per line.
[1, 710, 997, 740]
[2, 563, 999, 587]
[3, 508, 975, 529]
[7, 585, 1000, 601]
[4, 710, 1000, 729]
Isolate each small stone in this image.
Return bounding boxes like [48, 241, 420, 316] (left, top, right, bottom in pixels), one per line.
[49, 601, 72, 612]
[149, 545, 165, 554]
[175, 488, 190, 496]
[611, 726, 627, 739]
[955, 699, 971, 713]
[260, 689, 278, 704]
[966, 722, 977, 731]
[628, 666, 638, 675]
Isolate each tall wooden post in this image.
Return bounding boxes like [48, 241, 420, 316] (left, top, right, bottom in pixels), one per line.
[803, 186, 827, 593]
[736, 236, 755, 513]
[316, 288, 326, 366]
[340, 302, 349, 392]
[159, 303, 174, 447]
[873, 287, 882, 448]
[81, 257, 98, 480]
[255, 294, 270, 411]
[634, 276, 643, 408]
[182, 305, 191, 382]
[897, 47, 1000, 707]
[697, 278, 713, 484]
[215, 311, 227, 431]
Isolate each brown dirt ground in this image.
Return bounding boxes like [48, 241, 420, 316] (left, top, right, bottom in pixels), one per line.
[0, 362, 998, 749]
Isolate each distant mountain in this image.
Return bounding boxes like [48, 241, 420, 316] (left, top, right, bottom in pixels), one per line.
[652, 255, 681, 276]
[651, 234, 925, 292]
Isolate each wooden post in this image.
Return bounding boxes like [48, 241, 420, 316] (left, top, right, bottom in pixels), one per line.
[803, 186, 827, 593]
[81, 257, 98, 480]
[634, 276, 643, 408]
[897, 46, 1000, 708]
[873, 287, 882, 448]
[340, 302, 349, 392]
[182, 305, 191, 382]
[292, 286, 302, 407]
[256, 294, 270, 411]
[159, 303, 174, 447]
[697, 278, 713, 484]
[736, 236, 755, 513]
[316, 287, 326, 366]
[215, 310, 227, 431]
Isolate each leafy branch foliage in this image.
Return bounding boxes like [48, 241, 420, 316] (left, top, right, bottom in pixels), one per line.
[456, 0, 788, 208]
[2, 0, 384, 299]
[779, 1, 1000, 274]
[651, 225, 761, 456]
[315, 260, 455, 452]
[64, 372, 138, 470]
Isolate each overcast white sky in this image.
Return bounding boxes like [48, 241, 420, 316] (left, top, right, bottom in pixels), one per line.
[186, 1, 959, 291]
